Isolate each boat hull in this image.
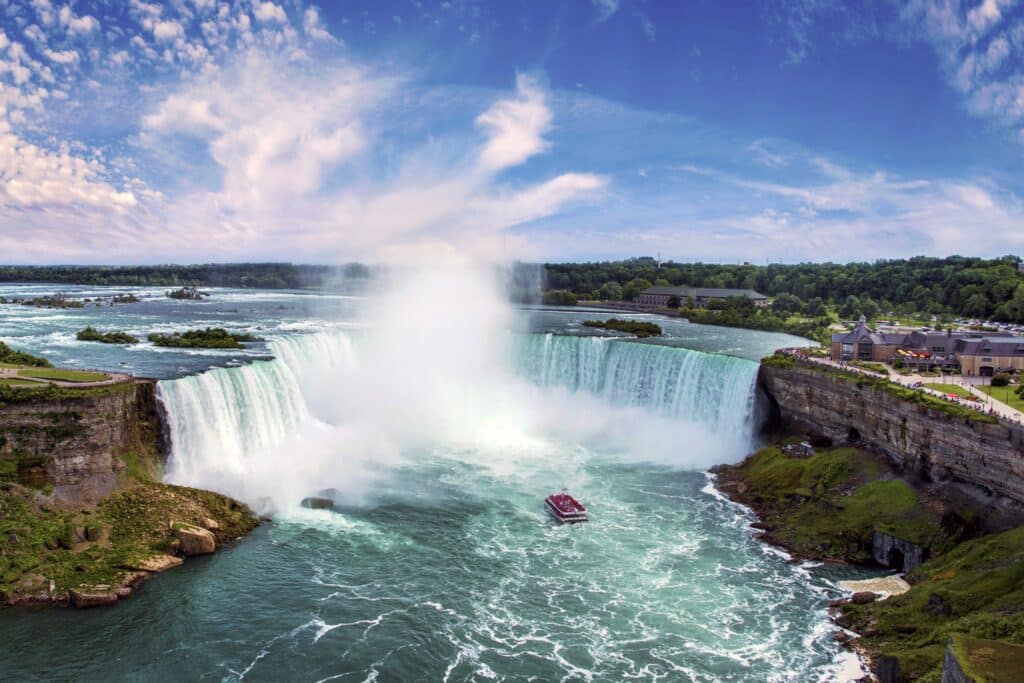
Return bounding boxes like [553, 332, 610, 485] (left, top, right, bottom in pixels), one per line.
[545, 497, 588, 524]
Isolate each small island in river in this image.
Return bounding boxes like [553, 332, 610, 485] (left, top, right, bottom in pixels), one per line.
[582, 318, 662, 337]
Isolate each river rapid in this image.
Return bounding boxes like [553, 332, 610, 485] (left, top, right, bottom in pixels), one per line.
[0, 282, 871, 682]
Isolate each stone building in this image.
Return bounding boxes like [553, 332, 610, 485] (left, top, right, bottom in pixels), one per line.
[955, 338, 1024, 377]
[637, 285, 769, 308]
[830, 317, 908, 362]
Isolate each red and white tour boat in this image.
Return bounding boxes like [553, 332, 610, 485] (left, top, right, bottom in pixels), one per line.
[545, 490, 589, 524]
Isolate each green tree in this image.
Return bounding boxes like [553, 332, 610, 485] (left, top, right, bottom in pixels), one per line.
[806, 297, 827, 317]
[771, 293, 805, 315]
[622, 278, 653, 302]
[597, 281, 623, 301]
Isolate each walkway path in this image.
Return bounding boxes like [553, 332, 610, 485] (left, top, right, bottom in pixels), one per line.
[778, 349, 1024, 424]
[0, 366, 134, 389]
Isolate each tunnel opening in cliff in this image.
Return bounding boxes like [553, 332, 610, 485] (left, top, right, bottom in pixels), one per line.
[887, 548, 906, 572]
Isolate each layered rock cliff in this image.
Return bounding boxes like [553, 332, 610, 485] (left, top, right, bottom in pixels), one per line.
[758, 358, 1024, 507]
[0, 380, 258, 608]
[0, 382, 164, 504]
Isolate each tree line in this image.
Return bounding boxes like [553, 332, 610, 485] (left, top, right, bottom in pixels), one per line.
[541, 255, 1024, 322]
[0, 263, 373, 290]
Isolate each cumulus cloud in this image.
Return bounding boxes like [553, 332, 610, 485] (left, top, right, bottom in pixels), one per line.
[253, 2, 287, 25]
[303, 6, 334, 42]
[0, 120, 136, 210]
[476, 74, 552, 170]
[44, 53, 602, 263]
[152, 19, 185, 42]
[58, 5, 100, 36]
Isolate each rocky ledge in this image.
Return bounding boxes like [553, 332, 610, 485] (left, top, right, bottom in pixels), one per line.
[716, 437, 1024, 681]
[1, 480, 258, 608]
[1, 371, 259, 608]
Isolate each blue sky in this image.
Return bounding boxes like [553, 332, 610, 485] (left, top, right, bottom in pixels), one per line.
[0, 0, 1022, 264]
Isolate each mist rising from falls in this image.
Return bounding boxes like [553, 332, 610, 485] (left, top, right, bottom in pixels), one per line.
[156, 267, 761, 510]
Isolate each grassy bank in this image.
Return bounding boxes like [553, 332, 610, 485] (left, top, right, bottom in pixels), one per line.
[714, 445, 967, 563]
[978, 384, 1024, 412]
[842, 527, 1024, 681]
[0, 480, 258, 604]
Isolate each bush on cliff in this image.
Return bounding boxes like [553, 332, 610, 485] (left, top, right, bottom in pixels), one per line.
[0, 342, 50, 368]
[715, 446, 959, 563]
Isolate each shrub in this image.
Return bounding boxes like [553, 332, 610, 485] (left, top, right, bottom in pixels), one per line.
[991, 372, 1011, 387]
[0, 341, 50, 367]
[582, 318, 662, 337]
[147, 327, 262, 349]
[541, 289, 578, 306]
[76, 327, 139, 344]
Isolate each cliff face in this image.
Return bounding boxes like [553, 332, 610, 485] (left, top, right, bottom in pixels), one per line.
[758, 361, 1024, 507]
[0, 382, 164, 504]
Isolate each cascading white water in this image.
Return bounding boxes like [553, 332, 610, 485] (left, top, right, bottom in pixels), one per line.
[158, 332, 357, 489]
[158, 329, 761, 506]
[514, 333, 758, 438]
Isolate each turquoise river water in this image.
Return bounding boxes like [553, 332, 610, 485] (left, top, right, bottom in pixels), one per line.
[0, 284, 871, 682]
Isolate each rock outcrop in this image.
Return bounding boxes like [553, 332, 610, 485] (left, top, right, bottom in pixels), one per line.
[872, 531, 927, 572]
[173, 523, 216, 556]
[758, 359, 1024, 507]
[0, 381, 164, 504]
[942, 640, 972, 683]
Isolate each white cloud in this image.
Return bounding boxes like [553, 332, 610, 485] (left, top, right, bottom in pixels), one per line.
[253, 2, 287, 24]
[43, 48, 79, 65]
[901, 0, 1024, 142]
[125, 57, 604, 262]
[748, 139, 789, 168]
[152, 20, 185, 42]
[0, 120, 136, 210]
[303, 6, 334, 42]
[476, 74, 552, 170]
[30, 0, 55, 27]
[23, 25, 47, 45]
[58, 5, 100, 36]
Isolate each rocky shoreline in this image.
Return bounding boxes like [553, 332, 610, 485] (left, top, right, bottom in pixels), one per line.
[715, 439, 1024, 680]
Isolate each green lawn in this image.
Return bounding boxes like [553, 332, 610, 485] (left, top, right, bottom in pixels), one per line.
[17, 368, 108, 383]
[978, 384, 1024, 412]
[924, 383, 974, 399]
[0, 378, 40, 387]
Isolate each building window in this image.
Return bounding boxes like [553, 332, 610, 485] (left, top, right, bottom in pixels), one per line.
[858, 343, 873, 360]
[932, 346, 945, 353]
[982, 357, 993, 362]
